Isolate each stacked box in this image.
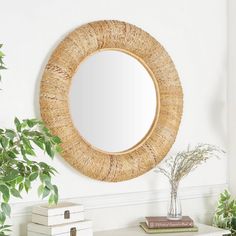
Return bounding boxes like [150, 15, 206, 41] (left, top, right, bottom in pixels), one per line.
[27, 202, 93, 236]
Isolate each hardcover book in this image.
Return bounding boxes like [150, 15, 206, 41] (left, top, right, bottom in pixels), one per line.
[140, 222, 198, 234]
[145, 216, 194, 229]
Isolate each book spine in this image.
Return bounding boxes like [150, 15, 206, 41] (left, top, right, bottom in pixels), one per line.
[147, 221, 194, 229]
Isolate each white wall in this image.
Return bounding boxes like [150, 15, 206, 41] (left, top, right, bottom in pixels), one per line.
[0, 0, 228, 235]
[228, 0, 236, 196]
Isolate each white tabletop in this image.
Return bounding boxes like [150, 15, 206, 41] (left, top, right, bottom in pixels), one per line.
[94, 223, 230, 236]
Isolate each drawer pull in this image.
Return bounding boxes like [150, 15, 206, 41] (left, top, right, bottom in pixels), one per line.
[70, 227, 76, 236]
[64, 210, 70, 219]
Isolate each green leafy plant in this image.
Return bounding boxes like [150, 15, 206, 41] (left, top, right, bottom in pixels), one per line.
[0, 44, 61, 236]
[213, 190, 236, 235]
[0, 118, 61, 235]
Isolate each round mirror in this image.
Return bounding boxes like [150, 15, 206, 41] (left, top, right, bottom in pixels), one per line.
[69, 50, 157, 153]
[40, 20, 183, 181]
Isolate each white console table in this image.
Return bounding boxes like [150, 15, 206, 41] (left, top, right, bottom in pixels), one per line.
[94, 224, 230, 236]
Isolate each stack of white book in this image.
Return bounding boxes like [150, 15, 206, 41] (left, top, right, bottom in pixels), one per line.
[27, 202, 93, 236]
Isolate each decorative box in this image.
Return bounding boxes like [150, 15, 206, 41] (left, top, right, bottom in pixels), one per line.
[28, 220, 93, 236]
[32, 202, 84, 226]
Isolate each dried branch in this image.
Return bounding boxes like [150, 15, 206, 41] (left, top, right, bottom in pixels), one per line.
[155, 144, 225, 187]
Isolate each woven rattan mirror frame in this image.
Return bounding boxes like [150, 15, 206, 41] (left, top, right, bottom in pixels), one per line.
[40, 20, 183, 182]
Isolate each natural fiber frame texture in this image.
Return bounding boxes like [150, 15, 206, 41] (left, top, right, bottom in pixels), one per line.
[40, 20, 183, 182]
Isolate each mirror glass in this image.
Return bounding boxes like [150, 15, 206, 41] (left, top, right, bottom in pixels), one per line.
[69, 50, 157, 153]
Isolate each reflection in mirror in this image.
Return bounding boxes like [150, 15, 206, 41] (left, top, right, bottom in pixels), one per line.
[69, 50, 157, 153]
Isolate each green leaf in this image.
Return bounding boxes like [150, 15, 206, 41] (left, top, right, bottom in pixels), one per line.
[16, 176, 24, 184]
[48, 167, 58, 175]
[0, 185, 10, 203]
[51, 136, 61, 144]
[25, 147, 36, 156]
[20, 147, 26, 157]
[12, 148, 19, 155]
[55, 145, 63, 153]
[229, 200, 235, 209]
[5, 129, 16, 139]
[1, 203, 11, 217]
[18, 183, 24, 192]
[8, 139, 14, 148]
[53, 185, 58, 195]
[53, 185, 59, 204]
[31, 165, 39, 172]
[6, 151, 16, 159]
[32, 139, 44, 150]
[0, 212, 6, 225]
[26, 120, 34, 128]
[48, 194, 54, 205]
[10, 188, 22, 198]
[21, 136, 33, 148]
[0, 66, 6, 70]
[3, 170, 19, 182]
[54, 193, 59, 204]
[37, 185, 44, 197]
[0, 224, 11, 229]
[42, 127, 50, 134]
[45, 141, 54, 158]
[24, 180, 31, 193]
[29, 172, 38, 181]
[25, 119, 40, 128]
[42, 187, 50, 199]
[14, 117, 21, 132]
[40, 173, 51, 183]
[0, 137, 8, 149]
[39, 162, 50, 170]
[45, 180, 53, 190]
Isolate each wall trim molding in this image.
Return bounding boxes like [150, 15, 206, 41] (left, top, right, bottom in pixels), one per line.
[11, 183, 227, 217]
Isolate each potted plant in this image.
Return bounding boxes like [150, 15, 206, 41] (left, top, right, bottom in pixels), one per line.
[0, 45, 61, 235]
[213, 190, 236, 235]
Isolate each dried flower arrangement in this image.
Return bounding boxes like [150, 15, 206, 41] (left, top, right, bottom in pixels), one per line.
[155, 144, 225, 219]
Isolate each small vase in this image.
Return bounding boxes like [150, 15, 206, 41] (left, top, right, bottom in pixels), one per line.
[167, 183, 182, 220]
